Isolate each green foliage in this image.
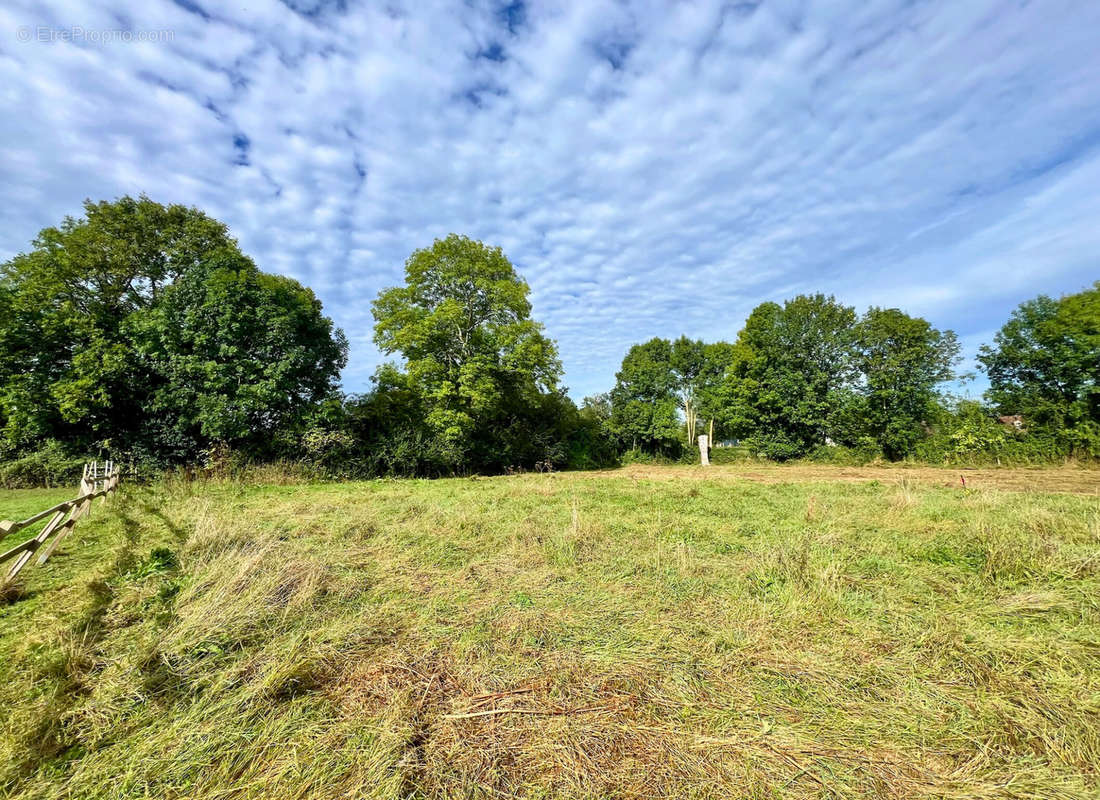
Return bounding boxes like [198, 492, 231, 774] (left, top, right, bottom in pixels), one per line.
[610, 298, 964, 463]
[803, 441, 882, 465]
[0, 197, 346, 469]
[853, 308, 960, 459]
[566, 395, 620, 469]
[946, 402, 1009, 462]
[609, 338, 679, 454]
[3, 198, 1092, 476]
[369, 235, 575, 473]
[673, 444, 756, 465]
[914, 400, 1100, 466]
[129, 251, 347, 458]
[609, 337, 732, 455]
[0, 441, 86, 489]
[979, 282, 1099, 433]
[0, 196, 238, 452]
[720, 295, 858, 459]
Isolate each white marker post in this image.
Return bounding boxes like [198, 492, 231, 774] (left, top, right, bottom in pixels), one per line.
[698, 434, 709, 466]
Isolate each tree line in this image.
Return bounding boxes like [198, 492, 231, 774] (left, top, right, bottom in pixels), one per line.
[602, 287, 1097, 464]
[0, 197, 1095, 483]
[605, 296, 962, 460]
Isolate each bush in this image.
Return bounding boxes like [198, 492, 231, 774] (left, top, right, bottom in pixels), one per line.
[564, 421, 620, 470]
[0, 441, 87, 489]
[806, 439, 882, 465]
[911, 401, 1098, 466]
[300, 427, 357, 477]
[622, 448, 679, 466]
[741, 434, 804, 461]
[674, 444, 755, 465]
[709, 446, 755, 465]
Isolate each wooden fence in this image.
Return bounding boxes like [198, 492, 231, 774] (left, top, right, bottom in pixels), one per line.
[0, 461, 120, 585]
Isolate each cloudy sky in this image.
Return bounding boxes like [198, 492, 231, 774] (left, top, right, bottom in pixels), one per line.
[1, 1, 1097, 398]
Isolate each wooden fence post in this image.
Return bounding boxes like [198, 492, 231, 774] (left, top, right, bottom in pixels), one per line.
[2, 459, 123, 581]
[71, 464, 91, 521]
[6, 509, 67, 581]
[36, 518, 77, 565]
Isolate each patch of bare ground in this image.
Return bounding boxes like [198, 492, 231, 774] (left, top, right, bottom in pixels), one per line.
[596, 463, 1100, 495]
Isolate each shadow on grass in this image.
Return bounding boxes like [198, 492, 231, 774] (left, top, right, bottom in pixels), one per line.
[13, 509, 148, 779]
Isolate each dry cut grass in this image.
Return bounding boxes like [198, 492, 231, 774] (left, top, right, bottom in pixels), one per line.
[601, 462, 1100, 495]
[1, 466, 1098, 799]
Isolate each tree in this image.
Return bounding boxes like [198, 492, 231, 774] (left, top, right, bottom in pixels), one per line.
[978, 283, 1100, 429]
[580, 393, 613, 425]
[609, 338, 680, 453]
[129, 250, 347, 459]
[695, 342, 736, 445]
[610, 337, 735, 453]
[371, 234, 563, 469]
[720, 294, 857, 458]
[567, 394, 620, 469]
[0, 196, 239, 452]
[853, 308, 959, 459]
[0, 196, 347, 463]
[670, 337, 706, 444]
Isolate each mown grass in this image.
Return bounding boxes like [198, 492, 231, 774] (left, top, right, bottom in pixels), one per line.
[1, 467, 1098, 799]
[0, 488, 99, 606]
[0, 488, 77, 548]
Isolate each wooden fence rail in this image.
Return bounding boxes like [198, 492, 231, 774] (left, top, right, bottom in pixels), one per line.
[0, 461, 120, 584]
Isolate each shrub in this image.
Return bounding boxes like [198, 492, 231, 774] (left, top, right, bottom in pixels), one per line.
[622, 448, 678, 465]
[806, 439, 882, 465]
[708, 445, 755, 465]
[742, 434, 804, 461]
[0, 441, 87, 489]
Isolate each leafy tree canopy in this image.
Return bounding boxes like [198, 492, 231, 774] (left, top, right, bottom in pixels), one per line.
[720, 294, 857, 458]
[0, 196, 346, 463]
[978, 282, 1099, 428]
[853, 307, 959, 459]
[129, 250, 347, 458]
[371, 234, 563, 467]
[0, 196, 239, 449]
[609, 337, 735, 453]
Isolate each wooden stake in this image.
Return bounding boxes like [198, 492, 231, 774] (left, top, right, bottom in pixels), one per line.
[5, 510, 67, 582]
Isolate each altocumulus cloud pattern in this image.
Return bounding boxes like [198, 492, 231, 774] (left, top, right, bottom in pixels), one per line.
[1, 0, 1098, 397]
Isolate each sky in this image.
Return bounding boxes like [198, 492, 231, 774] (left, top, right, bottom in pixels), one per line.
[1, 0, 1098, 400]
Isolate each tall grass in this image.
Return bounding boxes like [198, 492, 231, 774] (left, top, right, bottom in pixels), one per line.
[1, 467, 1098, 798]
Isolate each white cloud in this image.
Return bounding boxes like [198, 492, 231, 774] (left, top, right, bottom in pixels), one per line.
[1, 0, 1097, 398]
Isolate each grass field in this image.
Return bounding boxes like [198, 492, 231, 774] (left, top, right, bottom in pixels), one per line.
[1, 465, 1098, 799]
[0, 488, 76, 550]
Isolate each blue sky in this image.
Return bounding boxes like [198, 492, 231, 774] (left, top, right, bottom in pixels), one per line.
[1, 1, 1097, 400]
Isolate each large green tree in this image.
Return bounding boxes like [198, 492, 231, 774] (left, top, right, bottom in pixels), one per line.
[853, 308, 959, 459]
[0, 196, 346, 462]
[0, 196, 238, 451]
[720, 294, 857, 458]
[609, 338, 681, 453]
[371, 234, 563, 469]
[978, 283, 1099, 430]
[610, 337, 735, 453]
[129, 250, 347, 459]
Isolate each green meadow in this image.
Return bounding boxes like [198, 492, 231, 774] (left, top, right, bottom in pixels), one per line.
[1, 466, 1098, 799]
